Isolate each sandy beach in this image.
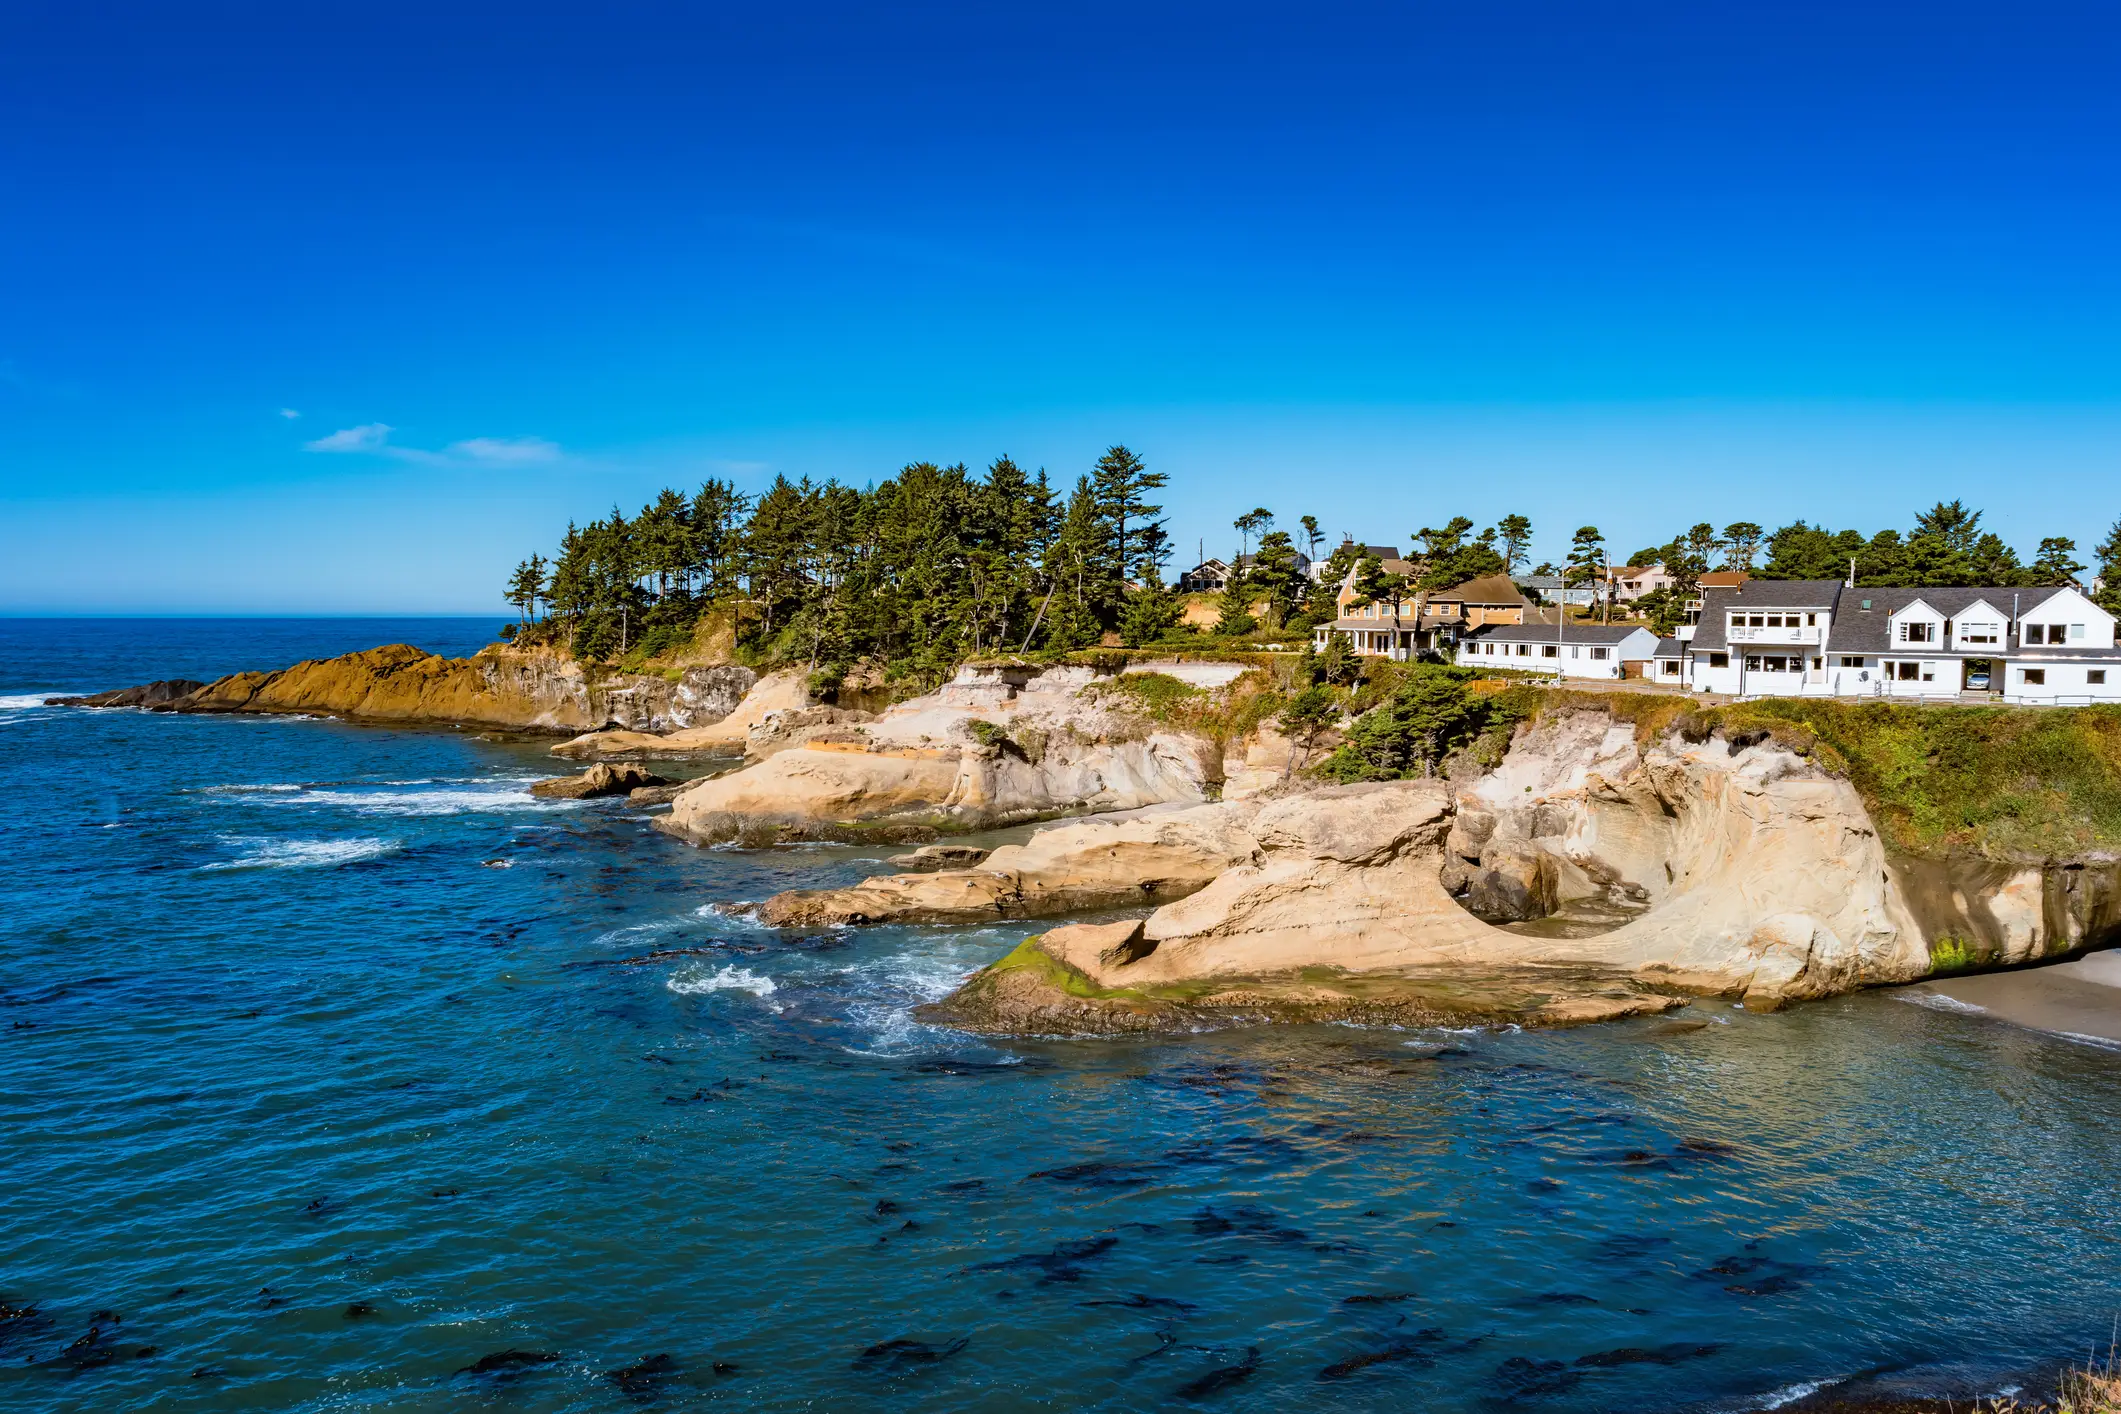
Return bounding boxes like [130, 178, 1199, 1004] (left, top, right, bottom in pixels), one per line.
[1922, 951, 2121, 1046]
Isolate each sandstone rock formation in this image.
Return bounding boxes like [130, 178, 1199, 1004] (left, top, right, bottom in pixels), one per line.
[551, 670, 808, 759]
[924, 711, 1983, 1034]
[531, 762, 671, 799]
[654, 663, 1227, 846]
[886, 844, 992, 872]
[752, 803, 1262, 926]
[56, 644, 758, 735]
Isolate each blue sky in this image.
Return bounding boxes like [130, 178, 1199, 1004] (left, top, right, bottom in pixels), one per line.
[4, 1, 2121, 611]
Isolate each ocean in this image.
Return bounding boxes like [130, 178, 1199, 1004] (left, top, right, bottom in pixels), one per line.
[5, 617, 2121, 1412]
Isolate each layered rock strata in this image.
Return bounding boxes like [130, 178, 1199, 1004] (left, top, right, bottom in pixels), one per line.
[52, 644, 758, 736]
[653, 664, 1226, 846]
[920, 713, 2076, 1034]
[753, 804, 1262, 926]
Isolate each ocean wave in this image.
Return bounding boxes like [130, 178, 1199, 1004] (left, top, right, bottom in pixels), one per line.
[1750, 1378, 1843, 1410]
[0, 692, 68, 709]
[201, 836, 401, 871]
[666, 965, 779, 1001]
[245, 779, 572, 816]
[202, 783, 306, 794]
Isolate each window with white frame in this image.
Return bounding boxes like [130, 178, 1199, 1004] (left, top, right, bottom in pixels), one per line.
[1590, 647, 1609, 660]
[1959, 622, 1998, 644]
[1900, 621, 1935, 643]
[2023, 668, 2046, 685]
[2091, 670, 2108, 685]
[1839, 655, 1864, 667]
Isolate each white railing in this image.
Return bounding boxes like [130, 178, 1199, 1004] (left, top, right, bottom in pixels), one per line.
[1726, 627, 1822, 644]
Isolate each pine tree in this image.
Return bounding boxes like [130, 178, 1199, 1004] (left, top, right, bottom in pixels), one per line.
[1495, 514, 1533, 576]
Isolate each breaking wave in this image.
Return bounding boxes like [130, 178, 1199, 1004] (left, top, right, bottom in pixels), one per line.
[667, 964, 779, 1000]
[201, 836, 402, 871]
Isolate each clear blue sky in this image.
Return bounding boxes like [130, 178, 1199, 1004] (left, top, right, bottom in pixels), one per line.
[5, 1, 2121, 611]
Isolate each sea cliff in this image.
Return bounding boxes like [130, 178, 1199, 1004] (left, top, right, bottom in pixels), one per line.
[51, 643, 758, 736]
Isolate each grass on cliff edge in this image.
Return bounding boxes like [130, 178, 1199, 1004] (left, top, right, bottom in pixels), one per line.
[1519, 688, 2121, 860]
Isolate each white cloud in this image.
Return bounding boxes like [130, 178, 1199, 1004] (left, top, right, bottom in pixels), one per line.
[306, 422, 392, 453]
[279, 407, 301, 419]
[447, 436, 562, 466]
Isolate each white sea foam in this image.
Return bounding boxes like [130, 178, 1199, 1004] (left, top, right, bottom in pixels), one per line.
[667, 965, 779, 1001]
[202, 836, 401, 871]
[1895, 990, 1989, 1016]
[235, 777, 573, 817]
[202, 783, 305, 795]
[0, 692, 67, 709]
[1755, 1378, 1843, 1410]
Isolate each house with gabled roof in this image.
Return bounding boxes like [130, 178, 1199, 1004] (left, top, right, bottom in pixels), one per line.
[1316, 567, 1529, 660]
[1455, 622, 1659, 681]
[1678, 580, 2120, 703]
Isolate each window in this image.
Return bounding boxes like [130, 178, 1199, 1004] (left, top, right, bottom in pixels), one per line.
[1960, 623, 1997, 645]
[1744, 655, 1761, 671]
[2023, 669, 2046, 686]
[1661, 660, 1680, 676]
[1749, 614, 1765, 627]
[2072, 624, 2086, 640]
[1542, 645, 1558, 658]
[1766, 615, 1784, 628]
[1813, 657, 1824, 670]
[1708, 652, 1728, 668]
[1806, 613, 1817, 626]
[1570, 646, 1580, 658]
[1589, 647, 1609, 661]
[1896, 662, 1920, 681]
[1900, 621, 1935, 644]
[1516, 644, 1530, 657]
[2091, 671, 2108, 685]
[1839, 655, 1865, 667]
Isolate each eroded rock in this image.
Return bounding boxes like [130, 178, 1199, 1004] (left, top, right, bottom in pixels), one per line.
[531, 762, 671, 800]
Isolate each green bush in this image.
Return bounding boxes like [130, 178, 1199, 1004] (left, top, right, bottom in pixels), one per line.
[1318, 666, 1523, 781]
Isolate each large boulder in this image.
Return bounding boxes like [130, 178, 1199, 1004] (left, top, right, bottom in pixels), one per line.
[553, 669, 804, 759]
[46, 679, 206, 708]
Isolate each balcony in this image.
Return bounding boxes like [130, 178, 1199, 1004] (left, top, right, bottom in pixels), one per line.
[1726, 626, 1822, 645]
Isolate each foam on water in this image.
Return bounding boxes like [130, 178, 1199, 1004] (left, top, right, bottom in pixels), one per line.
[200, 835, 402, 870]
[1754, 1377, 1844, 1409]
[666, 963, 779, 1000]
[0, 692, 67, 709]
[1897, 989, 1990, 1015]
[244, 777, 574, 816]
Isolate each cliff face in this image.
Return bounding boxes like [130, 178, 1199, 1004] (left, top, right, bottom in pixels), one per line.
[653, 663, 1225, 846]
[58, 643, 757, 735]
[923, 707, 2121, 1035]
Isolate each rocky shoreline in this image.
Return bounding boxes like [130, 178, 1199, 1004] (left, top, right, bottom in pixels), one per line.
[60, 647, 2121, 1039]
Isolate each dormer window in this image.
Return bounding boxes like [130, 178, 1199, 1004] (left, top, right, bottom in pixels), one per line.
[1900, 621, 1935, 644]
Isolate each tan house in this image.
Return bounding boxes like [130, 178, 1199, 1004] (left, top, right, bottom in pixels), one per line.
[1315, 569, 1528, 660]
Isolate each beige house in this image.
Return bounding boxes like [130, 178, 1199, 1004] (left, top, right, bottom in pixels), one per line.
[1314, 569, 1528, 660]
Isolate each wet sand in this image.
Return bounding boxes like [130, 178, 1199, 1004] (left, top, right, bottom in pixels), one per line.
[1921, 950, 2121, 1045]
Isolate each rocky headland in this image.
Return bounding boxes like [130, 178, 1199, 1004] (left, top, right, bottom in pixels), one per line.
[742, 699, 2121, 1036]
[61, 641, 2121, 1037]
[49, 642, 760, 736]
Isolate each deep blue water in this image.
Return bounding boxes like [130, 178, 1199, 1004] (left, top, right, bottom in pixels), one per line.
[6, 618, 2121, 1412]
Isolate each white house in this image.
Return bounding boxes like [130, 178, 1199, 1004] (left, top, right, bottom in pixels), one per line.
[1683, 581, 1842, 697]
[1458, 623, 1660, 681]
[1681, 581, 2121, 703]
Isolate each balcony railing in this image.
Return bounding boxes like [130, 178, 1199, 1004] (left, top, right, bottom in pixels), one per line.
[1726, 626, 1822, 644]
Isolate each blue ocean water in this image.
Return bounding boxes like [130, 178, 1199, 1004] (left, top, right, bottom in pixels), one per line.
[5, 617, 2121, 1412]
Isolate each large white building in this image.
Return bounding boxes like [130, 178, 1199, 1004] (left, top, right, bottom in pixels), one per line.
[1684, 581, 2118, 704]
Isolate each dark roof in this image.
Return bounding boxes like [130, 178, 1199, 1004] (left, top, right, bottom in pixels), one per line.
[1689, 582, 1845, 651]
[1653, 638, 1685, 657]
[1825, 586, 2068, 656]
[1464, 623, 1657, 646]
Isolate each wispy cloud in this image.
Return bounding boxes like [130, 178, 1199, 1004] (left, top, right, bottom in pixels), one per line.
[305, 422, 393, 453]
[302, 423, 567, 467]
[448, 436, 561, 465]
[279, 407, 301, 419]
